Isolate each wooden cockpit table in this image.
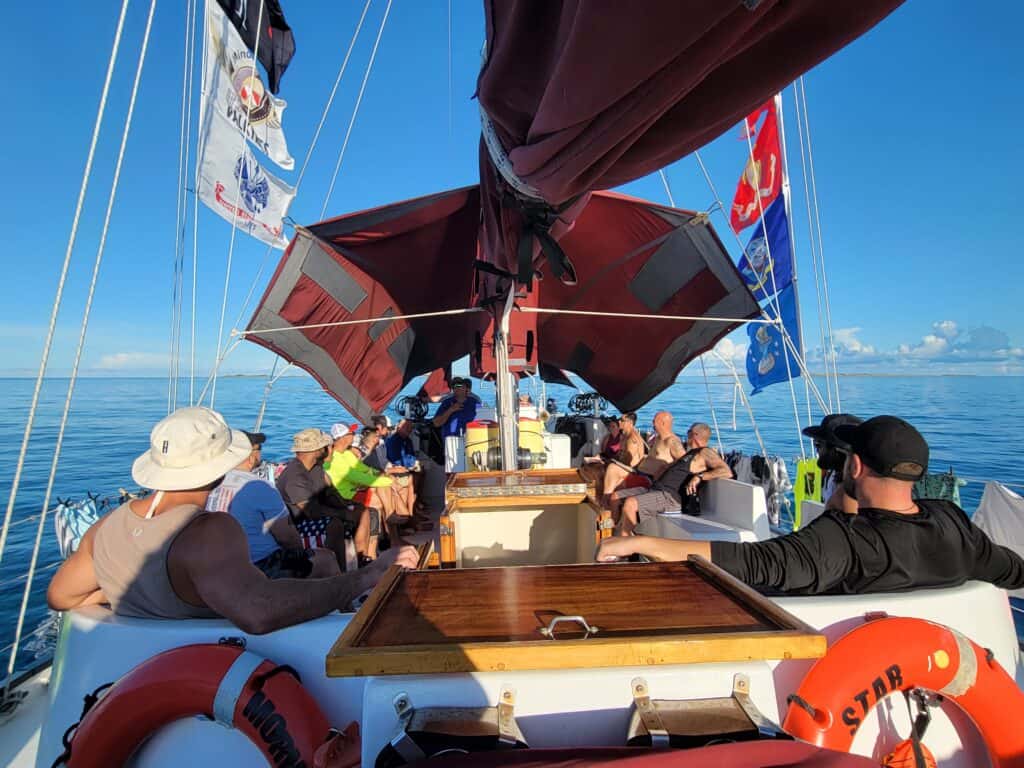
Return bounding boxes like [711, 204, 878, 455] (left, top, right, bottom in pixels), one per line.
[327, 556, 824, 677]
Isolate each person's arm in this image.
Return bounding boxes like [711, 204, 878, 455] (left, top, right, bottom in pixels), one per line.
[596, 535, 711, 563]
[47, 521, 108, 610]
[268, 513, 303, 549]
[179, 514, 418, 634]
[684, 448, 732, 496]
[967, 520, 1024, 589]
[431, 400, 460, 428]
[597, 515, 854, 595]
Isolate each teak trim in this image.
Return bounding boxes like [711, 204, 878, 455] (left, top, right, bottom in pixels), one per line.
[325, 559, 826, 678]
[687, 555, 819, 636]
[326, 629, 825, 678]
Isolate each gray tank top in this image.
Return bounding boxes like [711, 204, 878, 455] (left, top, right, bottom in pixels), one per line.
[93, 501, 219, 620]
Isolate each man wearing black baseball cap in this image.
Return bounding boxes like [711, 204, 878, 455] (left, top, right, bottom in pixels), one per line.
[802, 414, 861, 514]
[598, 415, 1024, 596]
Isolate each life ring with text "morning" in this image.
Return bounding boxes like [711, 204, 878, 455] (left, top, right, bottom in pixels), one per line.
[783, 616, 1024, 768]
[59, 642, 330, 767]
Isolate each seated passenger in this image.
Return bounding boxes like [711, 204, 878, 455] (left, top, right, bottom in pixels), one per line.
[277, 428, 374, 564]
[635, 411, 686, 479]
[591, 412, 648, 506]
[46, 407, 416, 630]
[383, 419, 427, 536]
[431, 377, 478, 437]
[206, 431, 337, 578]
[323, 429, 396, 560]
[616, 422, 731, 535]
[363, 415, 392, 471]
[597, 416, 1024, 596]
[803, 413, 862, 515]
[599, 417, 623, 460]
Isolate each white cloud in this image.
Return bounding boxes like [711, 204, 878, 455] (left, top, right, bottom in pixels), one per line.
[95, 352, 170, 370]
[932, 320, 959, 340]
[831, 327, 876, 357]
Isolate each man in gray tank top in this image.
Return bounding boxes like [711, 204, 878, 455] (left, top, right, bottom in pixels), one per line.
[47, 407, 417, 631]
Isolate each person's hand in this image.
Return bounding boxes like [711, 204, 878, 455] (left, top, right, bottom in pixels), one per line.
[374, 545, 419, 572]
[595, 537, 639, 563]
[685, 475, 701, 496]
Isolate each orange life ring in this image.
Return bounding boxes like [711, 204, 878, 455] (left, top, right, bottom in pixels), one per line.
[783, 617, 1024, 768]
[61, 643, 330, 767]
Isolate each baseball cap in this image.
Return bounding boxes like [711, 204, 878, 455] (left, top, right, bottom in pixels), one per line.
[833, 416, 928, 481]
[451, 377, 470, 388]
[802, 414, 862, 452]
[242, 431, 266, 447]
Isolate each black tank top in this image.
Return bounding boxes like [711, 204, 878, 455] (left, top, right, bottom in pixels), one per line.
[652, 448, 703, 500]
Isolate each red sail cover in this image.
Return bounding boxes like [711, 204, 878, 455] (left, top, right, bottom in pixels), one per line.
[476, 0, 903, 279]
[730, 101, 782, 233]
[245, 189, 759, 423]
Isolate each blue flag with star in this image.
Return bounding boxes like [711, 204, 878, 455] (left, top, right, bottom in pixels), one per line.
[746, 285, 802, 395]
[736, 197, 792, 302]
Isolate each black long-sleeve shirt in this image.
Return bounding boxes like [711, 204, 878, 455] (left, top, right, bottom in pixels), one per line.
[710, 499, 1024, 595]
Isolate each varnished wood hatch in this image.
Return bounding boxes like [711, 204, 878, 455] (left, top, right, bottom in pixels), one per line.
[326, 556, 825, 677]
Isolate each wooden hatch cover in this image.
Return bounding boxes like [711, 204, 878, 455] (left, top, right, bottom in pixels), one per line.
[446, 468, 590, 508]
[326, 556, 825, 677]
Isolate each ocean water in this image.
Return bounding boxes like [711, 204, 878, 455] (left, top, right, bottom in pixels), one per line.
[0, 374, 1021, 677]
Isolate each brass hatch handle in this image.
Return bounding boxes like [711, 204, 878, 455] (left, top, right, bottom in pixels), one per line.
[539, 615, 600, 639]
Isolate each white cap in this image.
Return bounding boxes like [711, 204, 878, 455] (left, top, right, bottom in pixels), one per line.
[330, 422, 353, 439]
[132, 407, 251, 491]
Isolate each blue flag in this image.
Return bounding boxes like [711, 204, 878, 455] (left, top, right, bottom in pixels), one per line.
[746, 285, 802, 395]
[736, 197, 792, 302]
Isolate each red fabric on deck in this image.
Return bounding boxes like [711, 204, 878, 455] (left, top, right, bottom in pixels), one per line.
[406, 742, 881, 767]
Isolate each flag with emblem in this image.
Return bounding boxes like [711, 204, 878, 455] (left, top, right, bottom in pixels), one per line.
[205, 0, 294, 170]
[735, 196, 792, 302]
[198, 109, 295, 248]
[215, 0, 295, 94]
[746, 285, 802, 395]
[730, 100, 782, 233]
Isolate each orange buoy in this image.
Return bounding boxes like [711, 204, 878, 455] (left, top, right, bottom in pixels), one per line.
[783, 617, 1024, 768]
[59, 643, 330, 767]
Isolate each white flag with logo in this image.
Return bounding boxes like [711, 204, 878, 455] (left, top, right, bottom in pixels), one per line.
[204, 0, 294, 170]
[199, 109, 295, 248]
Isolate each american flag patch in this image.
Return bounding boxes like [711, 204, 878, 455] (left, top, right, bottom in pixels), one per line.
[295, 517, 331, 549]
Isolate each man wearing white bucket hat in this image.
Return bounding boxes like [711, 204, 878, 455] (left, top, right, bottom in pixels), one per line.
[47, 407, 416, 631]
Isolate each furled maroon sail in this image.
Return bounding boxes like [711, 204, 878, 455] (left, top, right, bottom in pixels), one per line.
[476, 0, 903, 284]
[245, 189, 758, 422]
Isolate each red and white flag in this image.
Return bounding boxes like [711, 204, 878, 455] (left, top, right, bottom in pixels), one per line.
[730, 101, 782, 233]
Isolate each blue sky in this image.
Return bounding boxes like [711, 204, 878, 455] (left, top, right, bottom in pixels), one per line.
[2, 0, 1022, 382]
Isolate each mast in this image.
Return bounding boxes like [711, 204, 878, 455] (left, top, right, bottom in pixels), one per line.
[495, 290, 519, 470]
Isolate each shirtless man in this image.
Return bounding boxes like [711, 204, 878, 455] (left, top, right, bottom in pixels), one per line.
[636, 412, 686, 479]
[596, 413, 647, 506]
[607, 411, 687, 520]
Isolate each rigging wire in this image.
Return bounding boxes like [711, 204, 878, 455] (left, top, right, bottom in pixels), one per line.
[798, 76, 842, 410]
[659, 168, 725, 451]
[791, 82, 834, 413]
[320, 0, 394, 220]
[713, 350, 768, 459]
[189, 0, 210, 405]
[0, 0, 132, 577]
[209, 0, 267, 409]
[4, 0, 159, 696]
[698, 357, 725, 452]
[202, 0, 377, 390]
[447, 0, 453, 140]
[168, 0, 196, 413]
